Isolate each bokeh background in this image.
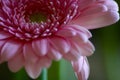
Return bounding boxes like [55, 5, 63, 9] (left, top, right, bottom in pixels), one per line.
[0, 0, 120, 80]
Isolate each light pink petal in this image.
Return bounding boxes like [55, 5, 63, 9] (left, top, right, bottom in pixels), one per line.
[25, 62, 42, 79]
[50, 37, 70, 53]
[0, 30, 12, 40]
[63, 49, 81, 61]
[79, 41, 95, 56]
[75, 11, 119, 29]
[79, 4, 108, 17]
[8, 53, 24, 72]
[71, 56, 84, 72]
[57, 25, 92, 39]
[103, 0, 119, 11]
[0, 39, 22, 61]
[76, 57, 89, 80]
[47, 48, 62, 61]
[71, 25, 92, 38]
[71, 0, 119, 29]
[23, 43, 38, 63]
[56, 27, 77, 37]
[32, 38, 48, 56]
[82, 57, 90, 80]
[63, 25, 92, 43]
[72, 57, 90, 80]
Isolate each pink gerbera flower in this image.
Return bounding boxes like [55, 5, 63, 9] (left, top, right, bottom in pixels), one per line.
[0, 0, 119, 80]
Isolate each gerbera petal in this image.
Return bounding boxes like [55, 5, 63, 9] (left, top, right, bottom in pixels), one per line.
[0, 30, 12, 40]
[23, 43, 38, 63]
[25, 62, 42, 79]
[72, 57, 89, 80]
[103, 0, 119, 11]
[63, 49, 81, 61]
[71, 0, 119, 29]
[79, 4, 108, 17]
[47, 48, 62, 60]
[0, 40, 6, 50]
[71, 25, 92, 38]
[50, 37, 70, 53]
[78, 0, 95, 10]
[0, 39, 22, 61]
[74, 10, 119, 29]
[79, 41, 95, 56]
[71, 56, 84, 72]
[56, 28, 77, 38]
[32, 38, 48, 56]
[8, 53, 24, 72]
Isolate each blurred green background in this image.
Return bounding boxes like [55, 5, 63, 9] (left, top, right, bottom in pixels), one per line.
[0, 0, 120, 80]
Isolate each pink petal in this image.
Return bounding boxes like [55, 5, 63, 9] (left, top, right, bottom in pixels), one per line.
[103, 0, 119, 11]
[32, 38, 48, 56]
[8, 53, 24, 72]
[75, 11, 119, 29]
[50, 37, 70, 53]
[0, 40, 6, 50]
[79, 4, 108, 17]
[71, 56, 84, 72]
[71, 0, 119, 29]
[79, 41, 95, 56]
[82, 57, 90, 80]
[47, 48, 62, 60]
[72, 57, 90, 80]
[0, 30, 12, 40]
[25, 62, 42, 79]
[71, 25, 92, 38]
[63, 49, 81, 61]
[0, 39, 22, 61]
[23, 43, 38, 63]
[76, 57, 89, 80]
[56, 27, 77, 37]
[78, 0, 95, 10]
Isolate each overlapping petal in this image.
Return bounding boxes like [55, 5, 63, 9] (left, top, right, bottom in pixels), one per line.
[71, 0, 119, 29]
[71, 56, 89, 80]
[0, 0, 119, 80]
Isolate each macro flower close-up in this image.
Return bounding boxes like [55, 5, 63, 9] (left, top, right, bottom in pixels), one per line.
[0, 0, 119, 80]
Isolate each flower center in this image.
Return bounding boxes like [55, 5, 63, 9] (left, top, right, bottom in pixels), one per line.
[0, 0, 79, 41]
[30, 12, 47, 23]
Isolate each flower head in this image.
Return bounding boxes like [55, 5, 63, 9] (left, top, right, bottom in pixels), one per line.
[0, 0, 119, 79]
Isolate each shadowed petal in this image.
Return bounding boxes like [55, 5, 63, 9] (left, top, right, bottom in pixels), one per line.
[77, 0, 95, 10]
[71, 56, 84, 72]
[47, 48, 62, 61]
[8, 53, 24, 72]
[0, 39, 23, 61]
[50, 37, 70, 53]
[25, 62, 42, 79]
[78, 41, 95, 56]
[72, 57, 89, 80]
[63, 49, 81, 61]
[23, 43, 38, 63]
[0, 30, 13, 40]
[32, 38, 48, 56]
